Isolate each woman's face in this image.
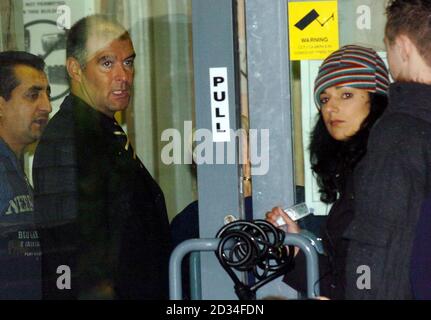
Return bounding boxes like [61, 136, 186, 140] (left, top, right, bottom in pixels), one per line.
[319, 86, 371, 141]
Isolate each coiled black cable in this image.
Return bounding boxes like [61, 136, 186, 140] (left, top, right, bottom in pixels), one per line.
[215, 220, 295, 300]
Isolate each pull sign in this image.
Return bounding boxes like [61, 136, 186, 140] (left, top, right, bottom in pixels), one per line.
[209, 67, 231, 142]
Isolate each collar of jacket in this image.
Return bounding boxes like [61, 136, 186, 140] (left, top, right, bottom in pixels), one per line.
[388, 82, 431, 124]
[0, 138, 21, 172]
[62, 94, 119, 129]
[0, 138, 30, 189]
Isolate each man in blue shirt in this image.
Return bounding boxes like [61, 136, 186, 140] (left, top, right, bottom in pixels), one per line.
[0, 51, 52, 298]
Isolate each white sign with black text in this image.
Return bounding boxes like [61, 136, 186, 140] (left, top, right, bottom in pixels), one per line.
[209, 67, 231, 142]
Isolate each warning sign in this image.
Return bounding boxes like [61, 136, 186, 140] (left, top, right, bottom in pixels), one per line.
[288, 1, 339, 60]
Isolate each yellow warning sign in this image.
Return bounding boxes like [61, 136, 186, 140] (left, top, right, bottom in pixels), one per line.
[288, 1, 339, 60]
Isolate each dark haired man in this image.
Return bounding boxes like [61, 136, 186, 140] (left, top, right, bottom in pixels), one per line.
[344, 0, 431, 299]
[33, 15, 172, 299]
[0, 51, 52, 299]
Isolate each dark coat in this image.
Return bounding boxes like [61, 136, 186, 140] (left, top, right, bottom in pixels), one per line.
[410, 198, 431, 299]
[344, 82, 431, 300]
[33, 94, 172, 299]
[283, 174, 354, 300]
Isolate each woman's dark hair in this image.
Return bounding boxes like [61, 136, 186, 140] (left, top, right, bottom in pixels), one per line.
[309, 92, 388, 203]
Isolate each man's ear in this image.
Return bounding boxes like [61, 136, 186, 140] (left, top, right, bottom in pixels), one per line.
[395, 34, 414, 62]
[66, 57, 83, 82]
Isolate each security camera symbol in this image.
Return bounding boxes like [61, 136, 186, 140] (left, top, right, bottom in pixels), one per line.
[295, 9, 334, 30]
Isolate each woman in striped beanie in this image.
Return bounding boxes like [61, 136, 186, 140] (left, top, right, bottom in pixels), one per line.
[266, 45, 390, 299]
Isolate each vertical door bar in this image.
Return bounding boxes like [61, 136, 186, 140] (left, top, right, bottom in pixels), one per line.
[245, 0, 297, 299]
[192, 0, 242, 299]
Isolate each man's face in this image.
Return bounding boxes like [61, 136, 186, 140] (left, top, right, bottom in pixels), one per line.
[0, 65, 52, 153]
[78, 33, 135, 118]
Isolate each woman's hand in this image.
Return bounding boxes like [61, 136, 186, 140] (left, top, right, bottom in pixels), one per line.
[265, 207, 301, 256]
[265, 206, 301, 234]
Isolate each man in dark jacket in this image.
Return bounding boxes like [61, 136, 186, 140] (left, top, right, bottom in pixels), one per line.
[344, 0, 431, 299]
[33, 15, 172, 299]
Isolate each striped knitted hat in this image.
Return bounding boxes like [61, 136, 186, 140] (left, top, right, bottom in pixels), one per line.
[314, 45, 390, 109]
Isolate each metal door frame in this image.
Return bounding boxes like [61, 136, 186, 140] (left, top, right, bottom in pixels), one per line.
[193, 0, 296, 299]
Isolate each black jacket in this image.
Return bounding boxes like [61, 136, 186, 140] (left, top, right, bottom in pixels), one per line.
[33, 95, 172, 299]
[283, 174, 354, 300]
[410, 198, 431, 299]
[344, 82, 431, 299]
